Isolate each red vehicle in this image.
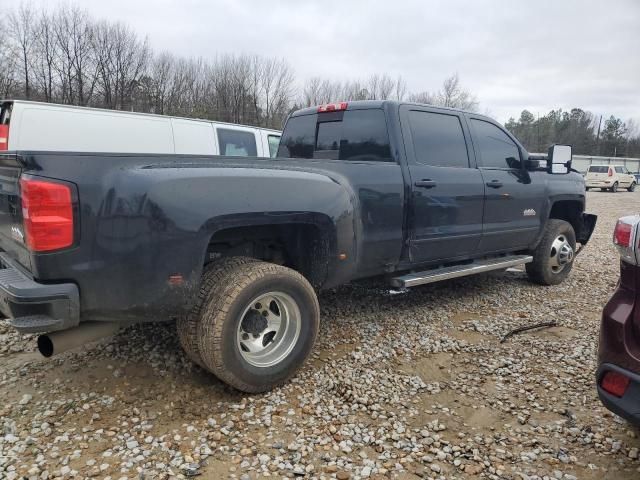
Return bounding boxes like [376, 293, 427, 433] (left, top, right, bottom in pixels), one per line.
[598, 215, 640, 424]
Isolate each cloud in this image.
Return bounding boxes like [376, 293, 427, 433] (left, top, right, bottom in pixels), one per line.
[7, 0, 640, 123]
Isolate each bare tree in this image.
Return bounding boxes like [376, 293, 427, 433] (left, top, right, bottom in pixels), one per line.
[438, 73, 478, 110]
[32, 9, 57, 102]
[8, 2, 35, 98]
[260, 57, 294, 128]
[0, 19, 20, 97]
[408, 73, 478, 111]
[94, 20, 149, 110]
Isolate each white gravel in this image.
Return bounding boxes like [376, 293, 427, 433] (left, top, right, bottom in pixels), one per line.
[1, 190, 639, 480]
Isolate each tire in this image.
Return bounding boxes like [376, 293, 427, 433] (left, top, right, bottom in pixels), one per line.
[611, 182, 618, 192]
[526, 219, 576, 286]
[195, 259, 319, 393]
[177, 257, 258, 368]
[628, 182, 636, 192]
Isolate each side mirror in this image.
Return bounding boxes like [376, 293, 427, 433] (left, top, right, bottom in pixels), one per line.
[548, 144, 572, 174]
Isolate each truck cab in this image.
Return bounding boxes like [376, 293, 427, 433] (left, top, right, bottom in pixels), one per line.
[277, 100, 594, 285]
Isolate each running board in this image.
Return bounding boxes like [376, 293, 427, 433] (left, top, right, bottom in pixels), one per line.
[390, 255, 533, 288]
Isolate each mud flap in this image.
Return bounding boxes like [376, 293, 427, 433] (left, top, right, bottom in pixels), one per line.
[575, 213, 597, 256]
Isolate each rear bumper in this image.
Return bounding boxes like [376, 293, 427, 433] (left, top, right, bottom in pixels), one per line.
[597, 363, 640, 426]
[597, 263, 640, 424]
[0, 253, 79, 333]
[586, 181, 612, 188]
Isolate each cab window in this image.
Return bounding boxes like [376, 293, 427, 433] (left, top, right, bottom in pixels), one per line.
[408, 110, 470, 168]
[267, 135, 280, 157]
[471, 119, 521, 169]
[277, 109, 393, 162]
[217, 129, 257, 157]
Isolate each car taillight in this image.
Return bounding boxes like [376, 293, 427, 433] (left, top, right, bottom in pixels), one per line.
[20, 177, 74, 252]
[613, 216, 640, 265]
[601, 370, 630, 397]
[0, 125, 8, 150]
[318, 102, 348, 113]
[608, 167, 613, 176]
[614, 220, 632, 247]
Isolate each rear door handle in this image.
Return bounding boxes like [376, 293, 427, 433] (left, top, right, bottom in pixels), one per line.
[486, 180, 503, 188]
[415, 179, 437, 188]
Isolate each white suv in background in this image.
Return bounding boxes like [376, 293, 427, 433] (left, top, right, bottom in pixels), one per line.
[585, 165, 636, 192]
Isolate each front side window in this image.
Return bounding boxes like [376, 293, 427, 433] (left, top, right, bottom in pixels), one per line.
[267, 135, 280, 157]
[277, 109, 392, 162]
[217, 129, 257, 157]
[471, 119, 521, 169]
[408, 110, 469, 168]
[615, 166, 624, 174]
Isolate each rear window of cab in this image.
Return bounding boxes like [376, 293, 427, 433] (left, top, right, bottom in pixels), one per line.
[277, 109, 393, 162]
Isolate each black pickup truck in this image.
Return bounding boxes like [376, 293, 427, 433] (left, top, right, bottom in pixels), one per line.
[0, 100, 596, 392]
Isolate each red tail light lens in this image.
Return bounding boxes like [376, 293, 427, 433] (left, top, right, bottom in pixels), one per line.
[608, 167, 613, 176]
[614, 220, 632, 247]
[318, 102, 348, 113]
[601, 371, 630, 397]
[20, 178, 74, 252]
[613, 216, 640, 265]
[0, 125, 8, 150]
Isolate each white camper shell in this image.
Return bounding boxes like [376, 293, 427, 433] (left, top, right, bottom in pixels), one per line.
[0, 100, 281, 157]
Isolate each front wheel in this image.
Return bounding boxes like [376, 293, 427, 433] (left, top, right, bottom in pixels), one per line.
[628, 182, 636, 192]
[526, 219, 576, 286]
[611, 182, 618, 192]
[193, 259, 319, 393]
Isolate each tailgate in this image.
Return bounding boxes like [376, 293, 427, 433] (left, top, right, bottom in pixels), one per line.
[0, 153, 30, 271]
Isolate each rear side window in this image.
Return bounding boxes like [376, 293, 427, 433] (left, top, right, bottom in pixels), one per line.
[267, 135, 280, 157]
[277, 109, 392, 162]
[217, 129, 257, 157]
[588, 166, 609, 173]
[408, 111, 469, 168]
[471, 119, 521, 169]
[615, 166, 624, 173]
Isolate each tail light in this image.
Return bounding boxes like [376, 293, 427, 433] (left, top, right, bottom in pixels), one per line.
[318, 102, 348, 113]
[601, 370, 630, 398]
[0, 125, 8, 150]
[608, 167, 613, 176]
[20, 177, 75, 252]
[613, 216, 640, 265]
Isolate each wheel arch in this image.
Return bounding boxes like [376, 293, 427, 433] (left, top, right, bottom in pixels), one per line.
[548, 199, 583, 236]
[202, 213, 339, 288]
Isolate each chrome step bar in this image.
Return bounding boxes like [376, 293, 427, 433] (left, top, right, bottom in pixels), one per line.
[390, 255, 533, 288]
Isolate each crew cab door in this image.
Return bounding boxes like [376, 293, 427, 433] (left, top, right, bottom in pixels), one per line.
[468, 116, 545, 252]
[400, 105, 484, 263]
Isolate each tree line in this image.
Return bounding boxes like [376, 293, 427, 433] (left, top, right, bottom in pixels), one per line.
[505, 109, 640, 158]
[0, 3, 638, 157]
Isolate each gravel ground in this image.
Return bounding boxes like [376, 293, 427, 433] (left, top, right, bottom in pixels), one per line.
[1, 190, 640, 480]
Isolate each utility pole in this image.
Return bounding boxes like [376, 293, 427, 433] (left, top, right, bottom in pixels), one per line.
[536, 112, 540, 152]
[595, 115, 602, 155]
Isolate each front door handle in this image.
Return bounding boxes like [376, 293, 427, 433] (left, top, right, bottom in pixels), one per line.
[415, 179, 437, 188]
[486, 180, 503, 188]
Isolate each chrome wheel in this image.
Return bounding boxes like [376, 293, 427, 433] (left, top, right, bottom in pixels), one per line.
[549, 234, 574, 273]
[236, 292, 301, 368]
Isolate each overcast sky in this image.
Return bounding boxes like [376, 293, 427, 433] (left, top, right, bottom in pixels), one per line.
[7, 0, 640, 124]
